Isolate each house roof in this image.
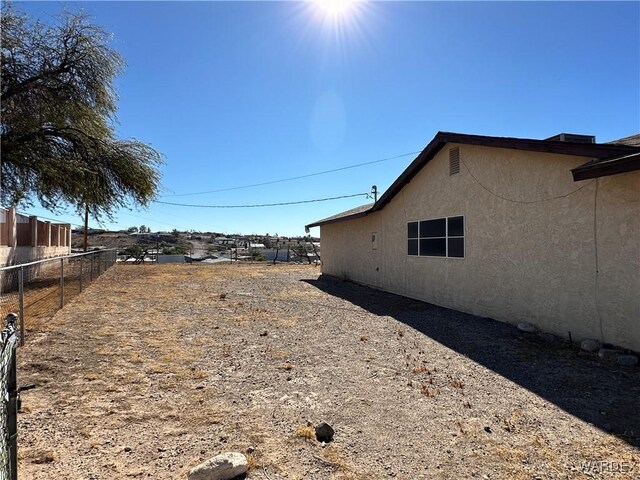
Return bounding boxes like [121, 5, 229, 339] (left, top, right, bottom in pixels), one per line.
[306, 131, 640, 229]
[608, 134, 640, 147]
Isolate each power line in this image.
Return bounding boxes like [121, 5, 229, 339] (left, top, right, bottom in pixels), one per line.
[116, 211, 181, 229]
[161, 150, 421, 197]
[155, 192, 369, 208]
[461, 158, 596, 204]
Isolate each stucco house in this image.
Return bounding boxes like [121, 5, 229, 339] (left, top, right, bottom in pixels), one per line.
[306, 132, 640, 352]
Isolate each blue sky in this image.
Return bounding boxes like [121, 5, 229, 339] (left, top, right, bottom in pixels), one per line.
[16, 1, 640, 236]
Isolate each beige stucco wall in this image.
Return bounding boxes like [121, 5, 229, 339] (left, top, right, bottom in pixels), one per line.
[319, 144, 640, 351]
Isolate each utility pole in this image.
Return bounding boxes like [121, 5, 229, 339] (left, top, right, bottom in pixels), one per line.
[83, 205, 89, 252]
[371, 185, 378, 203]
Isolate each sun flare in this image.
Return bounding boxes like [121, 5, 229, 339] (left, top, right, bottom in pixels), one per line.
[314, 0, 357, 18]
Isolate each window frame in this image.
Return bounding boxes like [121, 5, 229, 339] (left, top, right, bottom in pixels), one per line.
[407, 222, 419, 256]
[407, 215, 465, 259]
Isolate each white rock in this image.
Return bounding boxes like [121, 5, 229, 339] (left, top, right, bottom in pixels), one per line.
[580, 338, 601, 353]
[517, 322, 536, 333]
[187, 452, 248, 480]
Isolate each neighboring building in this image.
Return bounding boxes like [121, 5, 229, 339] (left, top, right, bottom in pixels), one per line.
[0, 207, 72, 267]
[306, 132, 640, 351]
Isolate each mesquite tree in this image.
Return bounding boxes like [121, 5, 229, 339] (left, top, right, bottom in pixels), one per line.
[1, 5, 162, 240]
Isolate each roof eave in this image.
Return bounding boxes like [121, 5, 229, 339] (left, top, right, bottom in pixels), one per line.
[572, 153, 640, 181]
[305, 209, 371, 229]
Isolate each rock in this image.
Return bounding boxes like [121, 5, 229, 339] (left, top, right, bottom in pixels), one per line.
[517, 322, 536, 333]
[245, 446, 255, 454]
[124, 446, 132, 452]
[580, 339, 601, 353]
[315, 422, 335, 442]
[483, 426, 492, 433]
[616, 354, 639, 367]
[188, 452, 248, 480]
[598, 348, 623, 360]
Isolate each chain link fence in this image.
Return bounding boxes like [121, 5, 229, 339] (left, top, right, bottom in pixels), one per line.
[0, 251, 115, 476]
[0, 250, 116, 344]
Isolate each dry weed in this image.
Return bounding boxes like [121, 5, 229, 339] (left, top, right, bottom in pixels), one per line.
[321, 445, 369, 479]
[19, 448, 58, 464]
[451, 378, 464, 389]
[294, 426, 316, 441]
[420, 385, 439, 397]
[412, 365, 430, 374]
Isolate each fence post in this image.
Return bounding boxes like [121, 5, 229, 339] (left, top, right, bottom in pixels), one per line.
[90, 255, 94, 282]
[7, 322, 18, 480]
[60, 258, 64, 309]
[79, 257, 83, 292]
[18, 268, 24, 347]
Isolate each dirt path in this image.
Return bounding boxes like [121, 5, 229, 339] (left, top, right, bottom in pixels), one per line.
[16, 264, 640, 479]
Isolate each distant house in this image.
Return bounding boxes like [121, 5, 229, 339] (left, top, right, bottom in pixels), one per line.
[215, 237, 234, 246]
[306, 132, 640, 351]
[0, 207, 72, 267]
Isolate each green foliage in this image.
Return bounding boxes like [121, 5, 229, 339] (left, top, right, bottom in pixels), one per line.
[120, 245, 142, 257]
[0, 5, 162, 218]
[251, 250, 266, 261]
[162, 245, 186, 255]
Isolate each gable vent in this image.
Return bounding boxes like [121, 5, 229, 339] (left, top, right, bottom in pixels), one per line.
[449, 147, 460, 175]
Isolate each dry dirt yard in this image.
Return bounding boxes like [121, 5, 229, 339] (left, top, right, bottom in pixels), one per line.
[16, 264, 640, 479]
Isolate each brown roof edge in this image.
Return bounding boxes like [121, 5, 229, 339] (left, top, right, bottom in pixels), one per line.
[572, 152, 640, 181]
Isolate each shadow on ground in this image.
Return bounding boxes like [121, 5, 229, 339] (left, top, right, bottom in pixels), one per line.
[304, 275, 640, 448]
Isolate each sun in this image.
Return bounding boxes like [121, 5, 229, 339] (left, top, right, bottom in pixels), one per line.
[314, 0, 358, 18]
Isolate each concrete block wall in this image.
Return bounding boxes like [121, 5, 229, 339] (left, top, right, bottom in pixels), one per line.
[0, 207, 71, 267]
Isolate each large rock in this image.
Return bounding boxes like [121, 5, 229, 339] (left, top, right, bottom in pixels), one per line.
[188, 452, 248, 480]
[580, 339, 601, 353]
[315, 422, 335, 442]
[517, 322, 536, 333]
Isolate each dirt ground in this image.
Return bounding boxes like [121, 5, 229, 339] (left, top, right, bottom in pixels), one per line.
[16, 264, 640, 479]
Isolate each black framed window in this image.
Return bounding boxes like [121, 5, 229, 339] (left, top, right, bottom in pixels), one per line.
[407, 222, 418, 256]
[407, 216, 464, 258]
